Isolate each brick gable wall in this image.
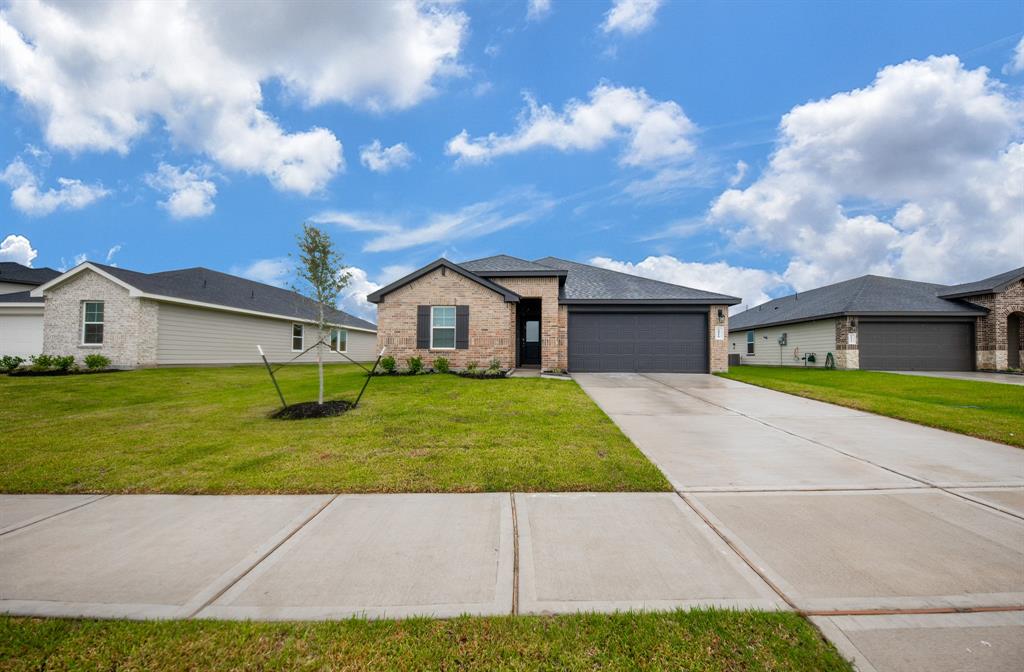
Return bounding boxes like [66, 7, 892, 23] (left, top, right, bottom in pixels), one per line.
[970, 279, 1024, 370]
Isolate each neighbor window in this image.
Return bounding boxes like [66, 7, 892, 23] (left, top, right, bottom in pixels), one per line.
[746, 330, 755, 355]
[292, 323, 304, 351]
[82, 301, 104, 345]
[330, 328, 347, 353]
[431, 306, 456, 349]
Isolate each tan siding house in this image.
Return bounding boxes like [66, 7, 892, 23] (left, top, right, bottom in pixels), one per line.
[31, 262, 376, 368]
[729, 319, 835, 367]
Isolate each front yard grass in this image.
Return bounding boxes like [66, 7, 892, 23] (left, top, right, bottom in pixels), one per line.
[0, 611, 852, 671]
[719, 366, 1024, 447]
[0, 364, 669, 494]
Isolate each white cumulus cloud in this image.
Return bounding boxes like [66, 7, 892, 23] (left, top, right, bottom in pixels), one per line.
[446, 84, 697, 168]
[728, 160, 748, 187]
[232, 257, 292, 287]
[360, 140, 415, 173]
[527, 0, 551, 21]
[145, 164, 218, 219]
[1003, 36, 1024, 75]
[0, 234, 38, 266]
[0, 1, 467, 194]
[0, 157, 109, 216]
[602, 0, 663, 36]
[710, 55, 1024, 289]
[590, 255, 785, 313]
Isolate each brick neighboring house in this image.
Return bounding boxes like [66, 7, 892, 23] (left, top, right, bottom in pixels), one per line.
[25, 262, 377, 368]
[367, 255, 740, 373]
[728, 266, 1024, 372]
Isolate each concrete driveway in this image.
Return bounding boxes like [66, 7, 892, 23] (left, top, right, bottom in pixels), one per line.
[574, 372, 1024, 672]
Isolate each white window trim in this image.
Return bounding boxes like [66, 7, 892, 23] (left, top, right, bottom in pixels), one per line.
[292, 323, 304, 352]
[331, 327, 347, 353]
[81, 301, 104, 346]
[430, 305, 457, 350]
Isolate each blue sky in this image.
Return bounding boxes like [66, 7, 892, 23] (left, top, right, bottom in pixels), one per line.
[1, 0, 1022, 318]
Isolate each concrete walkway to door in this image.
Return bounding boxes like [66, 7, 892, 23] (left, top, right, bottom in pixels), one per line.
[574, 372, 1024, 672]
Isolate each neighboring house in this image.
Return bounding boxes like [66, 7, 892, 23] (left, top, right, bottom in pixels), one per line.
[0, 262, 60, 357]
[367, 255, 740, 373]
[728, 267, 1024, 372]
[28, 262, 377, 368]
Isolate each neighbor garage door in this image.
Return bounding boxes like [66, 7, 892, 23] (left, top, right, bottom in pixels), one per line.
[0, 313, 43, 358]
[568, 312, 708, 373]
[859, 321, 974, 371]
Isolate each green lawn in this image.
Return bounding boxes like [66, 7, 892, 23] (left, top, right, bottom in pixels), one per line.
[719, 366, 1024, 447]
[0, 611, 851, 671]
[0, 364, 669, 494]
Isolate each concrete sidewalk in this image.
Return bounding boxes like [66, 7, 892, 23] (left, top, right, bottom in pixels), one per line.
[574, 372, 1024, 672]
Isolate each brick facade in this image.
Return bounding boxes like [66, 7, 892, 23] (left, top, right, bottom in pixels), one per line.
[375, 267, 516, 370]
[834, 316, 859, 369]
[709, 305, 729, 373]
[42, 269, 159, 368]
[968, 279, 1024, 371]
[489, 276, 563, 371]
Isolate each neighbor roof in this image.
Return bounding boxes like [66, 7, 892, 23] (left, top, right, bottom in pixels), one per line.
[0, 290, 43, 304]
[729, 274, 987, 331]
[938, 266, 1024, 299]
[0, 262, 60, 286]
[36, 262, 376, 331]
[533, 257, 742, 305]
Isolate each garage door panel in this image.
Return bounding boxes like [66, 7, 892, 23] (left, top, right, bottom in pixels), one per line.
[860, 322, 973, 371]
[569, 312, 707, 373]
[0, 313, 44, 357]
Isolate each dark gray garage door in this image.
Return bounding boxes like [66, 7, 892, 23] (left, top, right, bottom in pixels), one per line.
[859, 321, 974, 371]
[568, 312, 708, 373]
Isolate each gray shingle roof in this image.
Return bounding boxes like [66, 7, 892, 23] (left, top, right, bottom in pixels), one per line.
[366, 258, 520, 304]
[68, 263, 376, 330]
[0, 263, 60, 286]
[938, 266, 1024, 299]
[533, 257, 741, 304]
[0, 290, 43, 304]
[459, 254, 558, 274]
[729, 275, 986, 331]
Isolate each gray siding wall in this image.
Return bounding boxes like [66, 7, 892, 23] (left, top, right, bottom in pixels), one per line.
[728, 319, 837, 367]
[0, 281, 37, 294]
[156, 302, 377, 365]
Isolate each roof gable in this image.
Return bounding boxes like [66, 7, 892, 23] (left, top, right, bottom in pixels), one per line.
[366, 258, 521, 304]
[938, 266, 1024, 299]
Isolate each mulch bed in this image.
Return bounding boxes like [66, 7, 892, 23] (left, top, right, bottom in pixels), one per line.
[7, 369, 121, 377]
[271, 399, 354, 420]
[453, 371, 508, 379]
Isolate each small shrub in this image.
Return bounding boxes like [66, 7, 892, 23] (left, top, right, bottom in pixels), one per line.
[380, 355, 396, 374]
[52, 355, 77, 372]
[465, 360, 479, 373]
[487, 357, 502, 374]
[406, 356, 423, 374]
[0, 355, 25, 373]
[29, 354, 54, 371]
[84, 353, 111, 371]
[433, 356, 450, 373]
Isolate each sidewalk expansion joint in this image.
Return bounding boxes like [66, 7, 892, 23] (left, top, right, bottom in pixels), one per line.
[0, 494, 111, 537]
[186, 494, 339, 619]
[644, 374, 1023, 522]
[509, 492, 520, 616]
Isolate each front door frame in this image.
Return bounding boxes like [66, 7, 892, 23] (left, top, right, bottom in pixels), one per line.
[517, 298, 542, 367]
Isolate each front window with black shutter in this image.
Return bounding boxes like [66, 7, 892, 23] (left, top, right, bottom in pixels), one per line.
[431, 306, 456, 349]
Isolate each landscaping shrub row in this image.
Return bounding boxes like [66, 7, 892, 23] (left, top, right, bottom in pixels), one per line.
[1, 353, 116, 376]
[375, 355, 508, 378]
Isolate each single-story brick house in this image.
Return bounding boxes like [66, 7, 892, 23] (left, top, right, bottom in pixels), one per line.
[728, 266, 1024, 371]
[0, 262, 61, 357]
[21, 262, 376, 368]
[366, 255, 740, 373]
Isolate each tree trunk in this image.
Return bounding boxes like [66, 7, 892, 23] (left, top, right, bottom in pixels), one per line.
[317, 305, 325, 405]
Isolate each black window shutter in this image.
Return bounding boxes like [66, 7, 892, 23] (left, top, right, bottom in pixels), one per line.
[416, 305, 430, 349]
[456, 305, 469, 349]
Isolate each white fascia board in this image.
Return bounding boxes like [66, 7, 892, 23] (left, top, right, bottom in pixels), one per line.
[30, 263, 137, 297]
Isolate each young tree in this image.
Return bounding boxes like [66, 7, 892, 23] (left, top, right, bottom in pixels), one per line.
[292, 223, 351, 405]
